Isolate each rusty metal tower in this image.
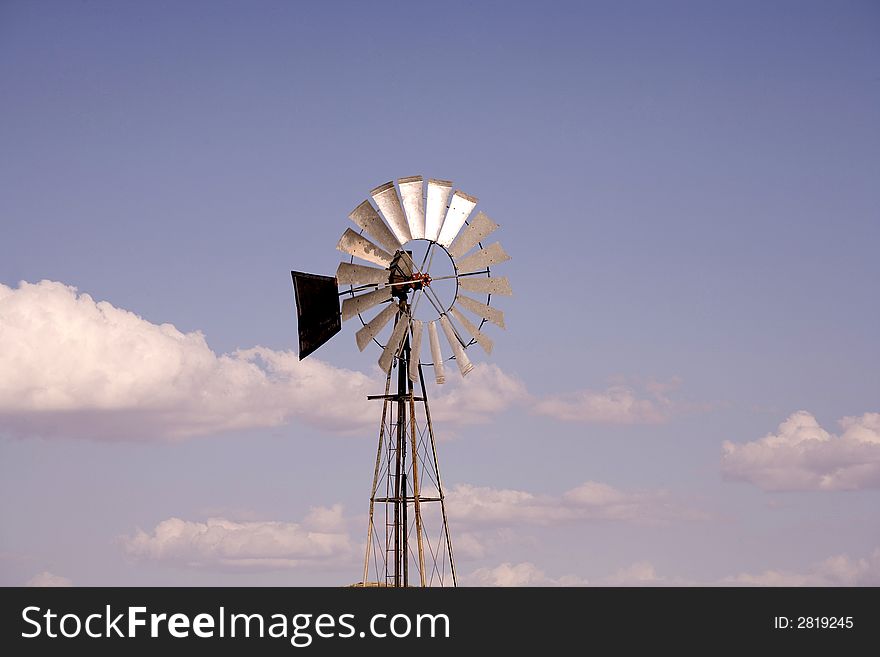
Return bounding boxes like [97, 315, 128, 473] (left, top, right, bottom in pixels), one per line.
[291, 177, 511, 587]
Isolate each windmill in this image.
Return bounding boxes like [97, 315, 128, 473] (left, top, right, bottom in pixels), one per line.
[291, 177, 511, 587]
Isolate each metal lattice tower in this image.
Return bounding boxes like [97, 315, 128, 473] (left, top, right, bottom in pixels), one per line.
[361, 314, 456, 587]
[290, 176, 511, 587]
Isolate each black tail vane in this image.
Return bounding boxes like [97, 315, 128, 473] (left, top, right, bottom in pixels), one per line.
[290, 271, 341, 360]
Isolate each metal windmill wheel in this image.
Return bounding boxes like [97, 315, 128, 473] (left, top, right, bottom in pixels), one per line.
[290, 176, 512, 587]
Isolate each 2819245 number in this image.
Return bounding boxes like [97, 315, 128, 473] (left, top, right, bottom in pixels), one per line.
[774, 616, 854, 629]
[799, 617, 853, 629]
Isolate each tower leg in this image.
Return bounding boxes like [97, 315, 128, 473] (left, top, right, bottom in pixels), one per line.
[418, 362, 457, 587]
[408, 375, 427, 587]
[362, 367, 392, 587]
[394, 373, 402, 587]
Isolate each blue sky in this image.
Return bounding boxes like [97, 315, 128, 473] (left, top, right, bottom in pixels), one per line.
[1, 0, 878, 586]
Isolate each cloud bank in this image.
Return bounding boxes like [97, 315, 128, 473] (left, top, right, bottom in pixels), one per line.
[25, 571, 73, 587]
[120, 506, 353, 571]
[723, 548, 880, 586]
[447, 480, 699, 527]
[533, 378, 685, 425]
[0, 280, 523, 441]
[464, 560, 665, 587]
[722, 411, 880, 491]
[468, 548, 880, 587]
[465, 562, 588, 587]
[1, 280, 700, 441]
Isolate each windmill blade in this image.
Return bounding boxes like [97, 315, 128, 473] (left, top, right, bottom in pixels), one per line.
[448, 211, 500, 259]
[379, 314, 411, 373]
[425, 179, 453, 242]
[337, 229, 394, 267]
[408, 319, 424, 382]
[437, 191, 478, 247]
[355, 303, 397, 351]
[459, 275, 512, 296]
[455, 294, 505, 329]
[341, 287, 391, 322]
[336, 262, 389, 286]
[398, 176, 425, 240]
[428, 320, 446, 384]
[349, 200, 402, 253]
[450, 306, 493, 355]
[371, 181, 412, 245]
[455, 242, 510, 272]
[439, 314, 475, 377]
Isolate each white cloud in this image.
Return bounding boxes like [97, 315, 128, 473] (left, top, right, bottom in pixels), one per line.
[602, 561, 664, 586]
[119, 506, 353, 571]
[447, 480, 697, 527]
[25, 571, 72, 587]
[0, 280, 696, 442]
[721, 411, 880, 491]
[723, 548, 880, 586]
[451, 531, 490, 560]
[468, 549, 880, 588]
[532, 379, 681, 424]
[468, 548, 880, 588]
[464, 560, 668, 587]
[303, 504, 346, 533]
[465, 561, 588, 587]
[0, 280, 520, 441]
[430, 364, 528, 426]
